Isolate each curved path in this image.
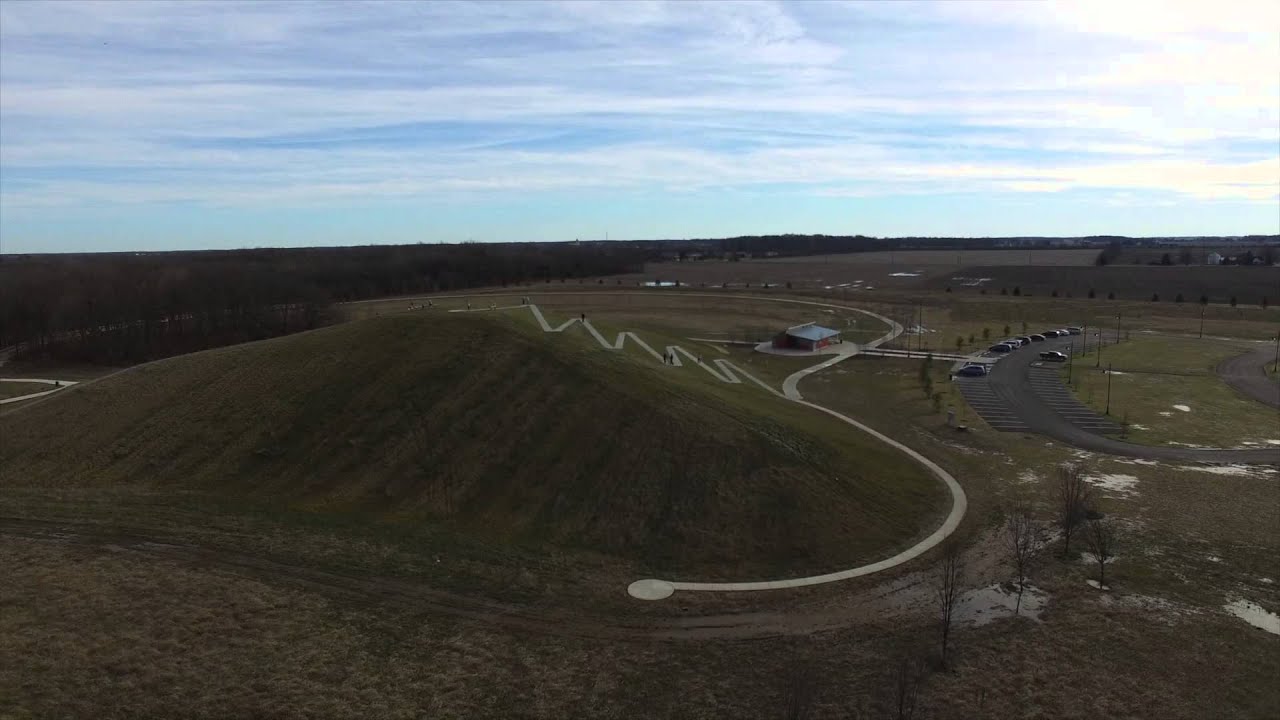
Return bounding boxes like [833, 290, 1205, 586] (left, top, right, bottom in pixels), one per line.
[987, 340, 1280, 463]
[447, 297, 966, 601]
[1217, 346, 1280, 410]
[0, 378, 78, 405]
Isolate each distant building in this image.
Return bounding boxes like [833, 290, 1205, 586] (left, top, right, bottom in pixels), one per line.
[772, 323, 841, 351]
[1207, 252, 1223, 265]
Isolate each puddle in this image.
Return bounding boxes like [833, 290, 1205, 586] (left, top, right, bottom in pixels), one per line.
[1085, 472, 1138, 496]
[1172, 404, 1191, 412]
[955, 583, 1048, 626]
[1177, 464, 1277, 478]
[1223, 599, 1280, 635]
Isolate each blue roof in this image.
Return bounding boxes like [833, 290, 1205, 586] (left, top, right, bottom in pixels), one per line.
[786, 325, 840, 341]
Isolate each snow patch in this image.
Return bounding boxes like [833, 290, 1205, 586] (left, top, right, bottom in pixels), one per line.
[955, 583, 1048, 626]
[1172, 404, 1191, 412]
[1177, 464, 1277, 478]
[1085, 472, 1139, 497]
[889, 272, 921, 277]
[1017, 470, 1039, 485]
[1081, 552, 1120, 565]
[1086, 579, 1111, 591]
[1116, 458, 1159, 466]
[1224, 599, 1280, 635]
[1267, 440, 1280, 446]
[1158, 411, 1173, 417]
[1105, 369, 1127, 375]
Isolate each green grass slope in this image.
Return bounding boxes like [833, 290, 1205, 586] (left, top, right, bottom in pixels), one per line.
[0, 311, 946, 582]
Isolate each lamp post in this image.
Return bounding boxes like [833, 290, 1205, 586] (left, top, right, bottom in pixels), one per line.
[1199, 304, 1205, 339]
[1115, 312, 1122, 344]
[1105, 362, 1113, 415]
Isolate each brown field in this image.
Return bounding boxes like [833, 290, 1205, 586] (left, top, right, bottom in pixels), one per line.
[924, 265, 1279, 306]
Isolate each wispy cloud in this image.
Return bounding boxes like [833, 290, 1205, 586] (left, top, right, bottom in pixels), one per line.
[1, 0, 1277, 247]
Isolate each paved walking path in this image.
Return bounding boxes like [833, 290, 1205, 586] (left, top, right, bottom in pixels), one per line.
[0, 378, 79, 405]
[451, 299, 966, 601]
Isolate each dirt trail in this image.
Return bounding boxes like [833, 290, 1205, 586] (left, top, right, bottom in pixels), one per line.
[1, 517, 981, 642]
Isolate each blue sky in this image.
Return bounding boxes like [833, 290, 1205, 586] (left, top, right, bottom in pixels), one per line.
[1, 0, 1277, 253]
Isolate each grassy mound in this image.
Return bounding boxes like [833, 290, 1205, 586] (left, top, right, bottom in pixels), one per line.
[0, 311, 946, 580]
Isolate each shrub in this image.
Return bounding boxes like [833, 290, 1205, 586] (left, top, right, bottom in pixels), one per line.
[1088, 288, 1096, 299]
[1230, 296, 1238, 307]
[1175, 293, 1184, 303]
[1107, 291, 1116, 300]
[1151, 293, 1159, 301]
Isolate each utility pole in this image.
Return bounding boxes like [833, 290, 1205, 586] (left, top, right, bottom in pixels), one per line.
[1105, 362, 1113, 415]
[1199, 304, 1205, 339]
[1096, 330, 1103, 368]
[1068, 338, 1075, 385]
[1115, 312, 1122, 345]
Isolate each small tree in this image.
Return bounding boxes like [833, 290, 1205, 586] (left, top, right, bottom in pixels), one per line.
[1012, 286, 1021, 296]
[891, 647, 926, 720]
[968, 333, 975, 344]
[1151, 293, 1159, 302]
[931, 391, 943, 414]
[1107, 291, 1116, 300]
[982, 327, 991, 340]
[1051, 289, 1059, 298]
[1088, 288, 1096, 299]
[1021, 320, 1028, 333]
[1084, 517, 1117, 589]
[1175, 293, 1184, 303]
[1230, 296, 1238, 307]
[1004, 506, 1042, 615]
[1056, 462, 1094, 558]
[1200, 294, 1208, 305]
[1003, 324, 1011, 336]
[955, 335, 964, 352]
[935, 540, 964, 668]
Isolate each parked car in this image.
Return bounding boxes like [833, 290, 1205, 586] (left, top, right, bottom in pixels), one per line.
[955, 364, 988, 377]
[1066, 327, 1082, 335]
[1057, 328, 1071, 336]
[1028, 334, 1046, 342]
[1016, 336, 1033, 345]
[989, 343, 1014, 353]
[1002, 338, 1024, 347]
[1039, 351, 1068, 362]
[1042, 330, 1061, 338]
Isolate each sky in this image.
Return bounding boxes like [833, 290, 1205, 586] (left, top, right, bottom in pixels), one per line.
[1, 0, 1278, 253]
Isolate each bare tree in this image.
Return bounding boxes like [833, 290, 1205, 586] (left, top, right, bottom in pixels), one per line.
[935, 540, 964, 668]
[1056, 462, 1094, 558]
[1003, 506, 1042, 615]
[891, 647, 926, 720]
[1084, 517, 1118, 589]
[783, 663, 815, 720]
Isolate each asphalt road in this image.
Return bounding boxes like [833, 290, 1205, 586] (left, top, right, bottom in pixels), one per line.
[1217, 346, 1280, 410]
[986, 337, 1280, 463]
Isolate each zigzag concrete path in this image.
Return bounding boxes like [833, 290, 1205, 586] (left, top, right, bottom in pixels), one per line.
[451, 300, 967, 601]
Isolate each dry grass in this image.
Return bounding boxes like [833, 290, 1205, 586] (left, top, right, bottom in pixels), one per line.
[0, 308, 944, 595]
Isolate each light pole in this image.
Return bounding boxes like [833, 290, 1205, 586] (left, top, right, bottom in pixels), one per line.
[1105, 362, 1113, 415]
[1096, 330, 1103, 368]
[1199, 304, 1205, 339]
[1115, 312, 1122, 345]
[1068, 338, 1075, 385]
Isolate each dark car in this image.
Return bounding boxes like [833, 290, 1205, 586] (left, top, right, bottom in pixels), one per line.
[1016, 336, 1033, 345]
[989, 343, 1014, 353]
[1066, 326, 1083, 335]
[955, 364, 988, 377]
[1028, 334, 1046, 342]
[1039, 350, 1068, 362]
[1042, 330, 1061, 338]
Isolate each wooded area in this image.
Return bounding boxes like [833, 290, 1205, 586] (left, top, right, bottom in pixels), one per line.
[0, 242, 644, 364]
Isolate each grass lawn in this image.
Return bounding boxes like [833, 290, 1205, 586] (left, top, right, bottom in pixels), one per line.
[0, 381, 52, 400]
[1062, 336, 1277, 447]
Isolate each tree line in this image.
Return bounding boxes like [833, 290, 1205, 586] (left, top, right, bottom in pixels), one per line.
[0, 242, 644, 364]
